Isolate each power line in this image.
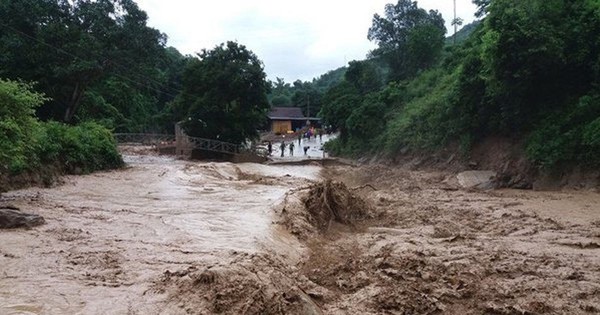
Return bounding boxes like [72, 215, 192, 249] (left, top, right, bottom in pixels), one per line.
[0, 21, 190, 100]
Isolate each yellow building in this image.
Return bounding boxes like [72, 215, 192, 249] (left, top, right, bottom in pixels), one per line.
[268, 107, 306, 134]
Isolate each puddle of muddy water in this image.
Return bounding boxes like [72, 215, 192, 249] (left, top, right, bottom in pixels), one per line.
[0, 155, 317, 314]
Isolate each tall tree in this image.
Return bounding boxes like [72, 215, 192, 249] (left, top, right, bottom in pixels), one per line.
[345, 60, 382, 94]
[477, 0, 600, 132]
[173, 41, 270, 144]
[368, 0, 446, 81]
[291, 80, 323, 117]
[473, 0, 491, 18]
[0, 0, 166, 123]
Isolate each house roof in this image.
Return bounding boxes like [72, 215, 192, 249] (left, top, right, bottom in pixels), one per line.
[267, 107, 306, 120]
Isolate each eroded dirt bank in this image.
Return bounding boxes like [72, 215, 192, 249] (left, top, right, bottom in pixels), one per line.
[1, 151, 599, 314]
[295, 165, 600, 314]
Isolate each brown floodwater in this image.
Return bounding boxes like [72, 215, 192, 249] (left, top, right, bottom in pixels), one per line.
[0, 154, 319, 314]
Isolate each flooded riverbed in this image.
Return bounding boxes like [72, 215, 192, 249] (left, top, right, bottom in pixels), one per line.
[2, 150, 599, 314]
[0, 154, 319, 314]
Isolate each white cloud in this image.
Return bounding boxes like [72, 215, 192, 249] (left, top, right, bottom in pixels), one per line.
[135, 0, 478, 82]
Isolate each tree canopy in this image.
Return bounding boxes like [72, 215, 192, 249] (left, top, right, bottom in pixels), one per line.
[320, 0, 600, 170]
[2, 0, 599, 172]
[0, 0, 179, 131]
[173, 41, 270, 144]
[368, 0, 446, 81]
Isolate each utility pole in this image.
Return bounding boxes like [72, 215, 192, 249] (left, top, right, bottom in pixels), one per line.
[454, 0, 457, 45]
[451, 0, 463, 45]
[307, 93, 310, 118]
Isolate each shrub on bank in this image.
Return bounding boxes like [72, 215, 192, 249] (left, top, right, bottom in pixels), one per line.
[0, 78, 122, 184]
[39, 121, 123, 174]
[526, 93, 600, 169]
[0, 79, 47, 174]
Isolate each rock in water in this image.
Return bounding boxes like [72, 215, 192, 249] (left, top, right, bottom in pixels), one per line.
[0, 208, 45, 229]
[457, 171, 497, 190]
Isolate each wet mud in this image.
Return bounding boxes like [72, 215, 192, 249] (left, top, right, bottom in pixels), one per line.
[1, 150, 599, 314]
[304, 165, 600, 314]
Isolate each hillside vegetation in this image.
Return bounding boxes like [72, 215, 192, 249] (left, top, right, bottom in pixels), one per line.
[2, 0, 599, 188]
[0, 79, 122, 191]
[319, 0, 600, 172]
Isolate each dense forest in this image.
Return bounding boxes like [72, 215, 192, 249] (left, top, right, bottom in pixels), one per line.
[319, 0, 600, 172]
[2, 0, 599, 187]
[0, 0, 188, 132]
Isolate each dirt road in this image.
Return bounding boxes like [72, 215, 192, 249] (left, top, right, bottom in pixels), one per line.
[1, 151, 599, 314]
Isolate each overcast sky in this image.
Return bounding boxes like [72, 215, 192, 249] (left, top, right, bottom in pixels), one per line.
[135, 0, 478, 82]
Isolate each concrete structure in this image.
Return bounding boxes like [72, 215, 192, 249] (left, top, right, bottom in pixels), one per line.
[175, 123, 193, 156]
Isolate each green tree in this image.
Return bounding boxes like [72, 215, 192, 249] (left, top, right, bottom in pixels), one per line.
[0, 78, 121, 180]
[0, 79, 47, 173]
[0, 0, 167, 123]
[271, 95, 292, 107]
[473, 0, 491, 17]
[267, 77, 293, 107]
[173, 41, 270, 144]
[476, 0, 600, 133]
[368, 0, 446, 81]
[291, 80, 322, 117]
[345, 60, 383, 94]
[318, 81, 361, 138]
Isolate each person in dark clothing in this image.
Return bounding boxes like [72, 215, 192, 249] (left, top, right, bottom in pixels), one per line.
[289, 142, 295, 156]
[280, 141, 285, 157]
[267, 141, 272, 156]
[303, 146, 309, 155]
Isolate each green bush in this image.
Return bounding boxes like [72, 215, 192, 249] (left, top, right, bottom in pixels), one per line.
[381, 68, 460, 154]
[0, 79, 46, 174]
[526, 94, 600, 169]
[0, 78, 122, 179]
[38, 121, 123, 173]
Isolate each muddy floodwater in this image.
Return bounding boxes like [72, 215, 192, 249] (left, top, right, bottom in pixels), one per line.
[0, 154, 319, 314]
[1, 151, 600, 314]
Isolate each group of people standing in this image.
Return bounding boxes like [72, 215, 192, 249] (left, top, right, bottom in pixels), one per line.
[266, 140, 297, 157]
[266, 128, 324, 158]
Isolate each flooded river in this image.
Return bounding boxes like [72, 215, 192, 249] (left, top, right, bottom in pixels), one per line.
[0, 154, 319, 314]
[3, 151, 599, 314]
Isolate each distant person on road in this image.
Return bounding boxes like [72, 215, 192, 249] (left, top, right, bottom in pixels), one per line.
[318, 129, 323, 142]
[289, 142, 295, 156]
[267, 141, 272, 156]
[298, 133, 302, 145]
[303, 146, 309, 155]
[280, 141, 285, 157]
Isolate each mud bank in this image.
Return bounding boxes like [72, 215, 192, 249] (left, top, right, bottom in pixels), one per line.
[300, 165, 600, 314]
[1, 152, 599, 314]
[385, 137, 600, 190]
[156, 163, 600, 314]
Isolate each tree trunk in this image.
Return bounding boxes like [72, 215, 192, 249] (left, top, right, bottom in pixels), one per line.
[64, 82, 85, 123]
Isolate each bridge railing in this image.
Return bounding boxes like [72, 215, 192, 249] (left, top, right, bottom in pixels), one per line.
[113, 133, 251, 156]
[185, 136, 241, 155]
[113, 133, 175, 145]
